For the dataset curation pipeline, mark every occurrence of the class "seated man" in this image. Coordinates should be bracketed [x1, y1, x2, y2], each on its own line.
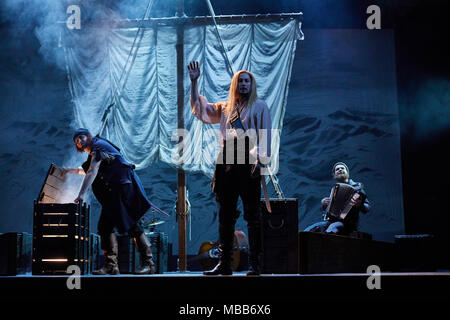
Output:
[305, 162, 370, 235]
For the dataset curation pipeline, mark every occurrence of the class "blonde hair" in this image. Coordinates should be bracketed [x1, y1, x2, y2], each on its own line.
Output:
[225, 70, 258, 119]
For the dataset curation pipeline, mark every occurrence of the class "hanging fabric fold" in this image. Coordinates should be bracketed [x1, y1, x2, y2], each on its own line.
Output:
[204, 0, 235, 76]
[99, 0, 156, 137]
[63, 18, 303, 177]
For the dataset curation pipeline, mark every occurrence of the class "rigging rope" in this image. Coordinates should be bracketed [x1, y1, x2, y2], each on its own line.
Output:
[204, 0, 235, 76]
[99, 0, 156, 136]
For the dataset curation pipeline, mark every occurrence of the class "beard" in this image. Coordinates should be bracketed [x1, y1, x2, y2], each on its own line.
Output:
[238, 91, 250, 105]
[334, 173, 349, 183]
[238, 86, 251, 95]
[75, 135, 92, 152]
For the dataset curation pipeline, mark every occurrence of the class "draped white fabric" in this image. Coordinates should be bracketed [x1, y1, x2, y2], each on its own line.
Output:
[64, 20, 302, 177]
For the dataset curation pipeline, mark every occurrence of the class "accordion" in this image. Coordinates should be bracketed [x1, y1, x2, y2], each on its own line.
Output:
[325, 183, 366, 221]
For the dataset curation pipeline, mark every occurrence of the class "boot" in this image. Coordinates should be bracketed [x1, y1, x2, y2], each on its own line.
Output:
[246, 222, 262, 276]
[203, 245, 233, 275]
[134, 232, 156, 275]
[246, 256, 261, 276]
[204, 222, 233, 275]
[93, 233, 120, 275]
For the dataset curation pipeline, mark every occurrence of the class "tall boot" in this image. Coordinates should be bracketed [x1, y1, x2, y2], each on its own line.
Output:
[246, 222, 262, 276]
[204, 222, 233, 275]
[93, 233, 120, 275]
[134, 232, 156, 275]
[203, 244, 233, 275]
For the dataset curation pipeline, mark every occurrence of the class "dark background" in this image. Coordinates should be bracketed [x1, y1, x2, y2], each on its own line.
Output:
[1, 0, 449, 256]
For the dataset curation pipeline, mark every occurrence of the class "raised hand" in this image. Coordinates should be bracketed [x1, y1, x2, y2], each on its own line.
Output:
[187, 60, 200, 82]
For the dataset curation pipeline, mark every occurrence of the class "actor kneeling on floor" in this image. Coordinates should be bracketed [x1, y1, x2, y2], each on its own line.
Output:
[305, 162, 370, 235]
[63, 129, 155, 275]
[188, 61, 272, 276]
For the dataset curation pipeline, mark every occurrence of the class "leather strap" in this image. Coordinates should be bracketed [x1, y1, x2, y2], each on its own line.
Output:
[261, 176, 272, 213]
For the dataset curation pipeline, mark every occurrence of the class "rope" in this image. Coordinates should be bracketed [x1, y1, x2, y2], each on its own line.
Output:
[99, 0, 156, 136]
[174, 188, 192, 241]
[204, 0, 235, 76]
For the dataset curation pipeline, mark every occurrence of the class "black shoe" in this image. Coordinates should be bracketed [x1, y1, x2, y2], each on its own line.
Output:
[246, 266, 260, 276]
[134, 262, 155, 275]
[203, 261, 232, 275]
[92, 262, 120, 275]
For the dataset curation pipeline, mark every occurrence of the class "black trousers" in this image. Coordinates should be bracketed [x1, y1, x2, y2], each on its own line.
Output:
[215, 164, 262, 265]
[95, 181, 146, 238]
[97, 213, 144, 239]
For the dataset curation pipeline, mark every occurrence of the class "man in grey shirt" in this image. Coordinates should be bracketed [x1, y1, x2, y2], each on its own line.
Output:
[188, 61, 271, 276]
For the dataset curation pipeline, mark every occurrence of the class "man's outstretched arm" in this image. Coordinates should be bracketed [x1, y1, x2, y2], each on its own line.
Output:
[74, 154, 101, 203]
[61, 167, 85, 177]
[188, 60, 200, 105]
[187, 60, 222, 124]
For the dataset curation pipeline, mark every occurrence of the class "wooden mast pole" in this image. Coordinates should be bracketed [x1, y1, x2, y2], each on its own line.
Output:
[176, 0, 187, 272]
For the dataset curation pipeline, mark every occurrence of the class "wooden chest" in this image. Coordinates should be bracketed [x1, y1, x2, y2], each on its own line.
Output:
[32, 164, 90, 275]
[261, 198, 299, 274]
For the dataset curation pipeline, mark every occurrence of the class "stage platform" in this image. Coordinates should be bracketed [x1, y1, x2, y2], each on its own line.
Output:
[1, 271, 449, 304]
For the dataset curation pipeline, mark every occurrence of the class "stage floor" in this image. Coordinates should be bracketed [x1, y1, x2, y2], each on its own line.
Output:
[1, 271, 450, 303]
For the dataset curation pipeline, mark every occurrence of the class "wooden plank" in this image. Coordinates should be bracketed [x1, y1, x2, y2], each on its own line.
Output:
[176, 0, 187, 272]
[35, 203, 80, 214]
[45, 175, 65, 191]
[58, 13, 302, 30]
[40, 183, 61, 201]
[111, 13, 303, 28]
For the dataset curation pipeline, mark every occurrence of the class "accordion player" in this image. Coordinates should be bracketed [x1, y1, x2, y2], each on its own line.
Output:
[325, 183, 367, 222]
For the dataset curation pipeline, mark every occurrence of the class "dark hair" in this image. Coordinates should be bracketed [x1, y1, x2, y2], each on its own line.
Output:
[73, 128, 91, 141]
[332, 162, 349, 176]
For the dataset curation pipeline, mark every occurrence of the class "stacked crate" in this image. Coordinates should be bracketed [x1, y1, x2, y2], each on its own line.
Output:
[32, 163, 90, 275]
[117, 232, 168, 274]
[148, 232, 169, 274]
[117, 235, 140, 274]
[89, 233, 102, 273]
[0, 232, 33, 275]
[33, 202, 90, 274]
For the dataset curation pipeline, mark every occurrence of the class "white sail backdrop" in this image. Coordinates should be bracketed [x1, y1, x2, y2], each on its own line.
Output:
[64, 20, 303, 176]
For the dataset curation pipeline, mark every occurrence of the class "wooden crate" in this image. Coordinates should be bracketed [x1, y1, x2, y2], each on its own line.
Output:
[32, 202, 90, 275]
[89, 233, 101, 274]
[33, 163, 90, 274]
[148, 232, 169, 274]
[117, 235, 140, 274]
[0, 232, 32, 275]
[261, 198, 299, 274]
[118, 232, 168, 274]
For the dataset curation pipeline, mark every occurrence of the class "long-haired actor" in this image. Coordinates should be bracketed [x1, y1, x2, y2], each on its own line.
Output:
[188, 61, 272, 276]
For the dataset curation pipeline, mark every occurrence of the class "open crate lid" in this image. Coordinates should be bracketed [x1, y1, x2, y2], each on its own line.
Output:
[37, 163, 84, 204]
